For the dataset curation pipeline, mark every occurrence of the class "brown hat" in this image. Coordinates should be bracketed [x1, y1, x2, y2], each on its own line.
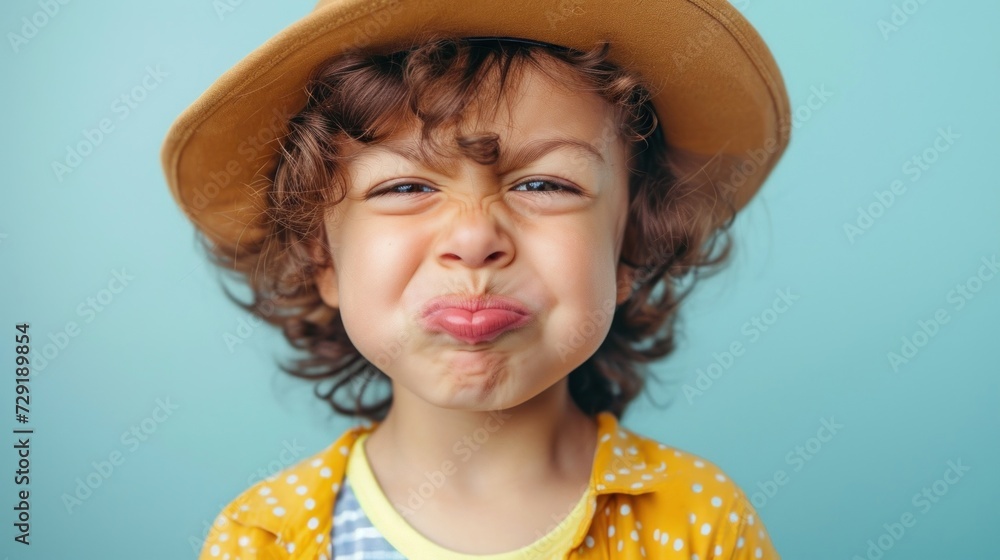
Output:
[161, 0, 791, 249]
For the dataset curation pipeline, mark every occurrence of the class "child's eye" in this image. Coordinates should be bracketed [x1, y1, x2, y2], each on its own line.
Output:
[373, 183, 436, 196]
[369, 179, 582, 197]
[511, 179, 583, 195]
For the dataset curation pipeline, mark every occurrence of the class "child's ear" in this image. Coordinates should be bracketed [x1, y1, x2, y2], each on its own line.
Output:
[615, 261, 634, 306]
[310, 237, 339, 308]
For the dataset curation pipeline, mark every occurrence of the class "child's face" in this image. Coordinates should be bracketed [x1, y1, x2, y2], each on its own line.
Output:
[314, 63, 632, 411]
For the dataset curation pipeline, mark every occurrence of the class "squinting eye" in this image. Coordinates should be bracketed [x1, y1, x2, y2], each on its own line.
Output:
[512, 179, 583, 195]
[368, 183, 436, 197]
[368, 179, 584, 198]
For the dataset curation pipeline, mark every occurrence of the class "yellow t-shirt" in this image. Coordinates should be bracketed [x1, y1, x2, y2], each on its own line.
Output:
[344, 432, 591, 559]
[197, 411, 781, 559]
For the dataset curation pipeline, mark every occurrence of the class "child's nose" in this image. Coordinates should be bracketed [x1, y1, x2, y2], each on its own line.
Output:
[435, 200, 515, 269]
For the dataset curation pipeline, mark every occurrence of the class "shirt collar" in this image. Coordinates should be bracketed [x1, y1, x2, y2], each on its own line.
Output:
[226, 410, 670, 555]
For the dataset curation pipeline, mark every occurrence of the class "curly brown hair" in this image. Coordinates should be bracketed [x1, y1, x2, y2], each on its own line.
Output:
[205, 33, 741, 423]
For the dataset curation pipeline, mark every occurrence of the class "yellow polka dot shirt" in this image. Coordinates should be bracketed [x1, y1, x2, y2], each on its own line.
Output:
[198, 411, 780, 559]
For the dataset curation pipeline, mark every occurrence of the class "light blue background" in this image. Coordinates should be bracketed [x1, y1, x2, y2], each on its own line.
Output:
[2, 0, 998, 558]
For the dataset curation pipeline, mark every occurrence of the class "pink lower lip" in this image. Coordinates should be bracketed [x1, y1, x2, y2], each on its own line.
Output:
[424, 308, 531, 344]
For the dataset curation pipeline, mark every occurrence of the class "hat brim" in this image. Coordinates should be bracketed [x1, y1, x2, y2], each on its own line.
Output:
[161, 0, 791, 249]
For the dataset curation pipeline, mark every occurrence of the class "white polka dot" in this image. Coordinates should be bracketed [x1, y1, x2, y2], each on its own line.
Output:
[210, 544, 220, 557]
[320, 467, 332, 478]
[258, 486, 271, 496]
[286, 542, 295, 553]
[305, 498, 316, 510]
[605, 473, 616, 481]
[265, 497, 278, 505]
[617, 540, 624, 551]
[238, 536, 250, 547]
[673, 538, 684, 551]
[614, 447, 623, 456]
[317, 534, 325, 543]
[694, 460, 704, 468]
[214, 515, 227, 527]
[659, 532, 668, 545]
[748, 514, 755, 526]
[631, 482, 644, 489]
[618, 468, 631, 475]
[641, 474, 653, 480]
[585, 536, 595, 548]
[307, 517, 319, 530]
[715, 545, 723, 555]
[716, 473, 726, 482]
[218, 533, 229, 542]
[631, 529, 639, 541]
[310, 458, 323, 467]
[692, 483, 703, 493]
[627, 446, 638, 455]
[653, 528, 660, 540]
[700, 522, 712, 535]
[296, 485, 309, 495]
[711, 496, 722, 507]
[620, 504, 631, 515]
[285, 474, 298, 484]
[729, 512, 739, 522]
[273, 507, 285, 517]
[608, 525, 615, 537]
[737, 536, 745, 549]
[689, 513, 696, 524]
[600, 433, 611, 443]
[755, 547, 763, 558]
[339, 446, 349, 455]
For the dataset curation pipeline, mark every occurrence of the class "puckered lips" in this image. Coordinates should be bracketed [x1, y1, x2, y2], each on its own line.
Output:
[419, 294, 533, 345]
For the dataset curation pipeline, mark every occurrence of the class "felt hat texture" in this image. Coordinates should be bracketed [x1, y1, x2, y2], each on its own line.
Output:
[161, 0, 791, 249]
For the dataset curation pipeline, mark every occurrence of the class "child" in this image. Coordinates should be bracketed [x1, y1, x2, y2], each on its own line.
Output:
[162, 1, 791, 558]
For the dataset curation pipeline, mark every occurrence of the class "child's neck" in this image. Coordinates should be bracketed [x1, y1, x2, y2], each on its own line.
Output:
[364, 380, 598, 500]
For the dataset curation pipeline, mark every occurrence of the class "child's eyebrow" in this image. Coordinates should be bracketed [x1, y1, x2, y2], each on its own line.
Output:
[366, 136, 606, 176]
